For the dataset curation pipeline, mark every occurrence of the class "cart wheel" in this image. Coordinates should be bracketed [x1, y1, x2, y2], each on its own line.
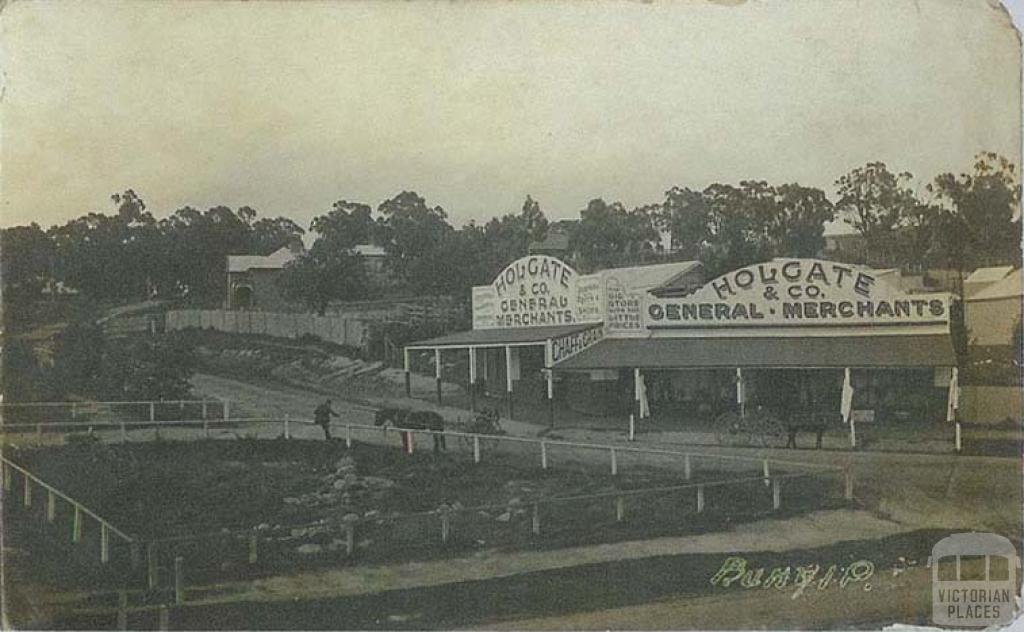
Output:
[714, 411, 742, 446]
[757, 414, 786, 448]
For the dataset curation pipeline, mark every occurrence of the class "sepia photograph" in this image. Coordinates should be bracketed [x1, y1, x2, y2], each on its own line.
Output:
[0, 0, 1021, 629]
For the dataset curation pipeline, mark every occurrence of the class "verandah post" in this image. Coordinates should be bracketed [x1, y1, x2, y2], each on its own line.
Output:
[435, 348, 443, 406]
[505, 345, 514, 420]
[468, 347, 477, 412]
[545, 339, 555, 428]
[404, 348, 412, 398]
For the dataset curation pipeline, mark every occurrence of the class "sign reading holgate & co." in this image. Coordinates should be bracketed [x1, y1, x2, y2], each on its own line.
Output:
[473, 255, 580, 329]
[645, 258, 951, 331]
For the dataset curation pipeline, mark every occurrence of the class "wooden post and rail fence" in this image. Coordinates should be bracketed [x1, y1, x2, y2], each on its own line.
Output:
[1, 401, 852, 620]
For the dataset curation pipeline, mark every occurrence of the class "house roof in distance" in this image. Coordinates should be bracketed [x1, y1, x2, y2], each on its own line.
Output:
[228, 243, 384, 272]
[227, 246, 298, 273]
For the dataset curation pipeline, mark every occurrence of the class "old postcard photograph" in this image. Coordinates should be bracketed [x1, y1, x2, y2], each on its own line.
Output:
[0, 0, 1021, 629]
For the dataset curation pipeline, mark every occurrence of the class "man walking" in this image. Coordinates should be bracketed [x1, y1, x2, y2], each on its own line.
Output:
[313, 398, 338, 441]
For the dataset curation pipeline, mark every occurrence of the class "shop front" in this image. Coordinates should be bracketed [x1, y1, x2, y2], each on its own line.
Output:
[405, 255, 958, 446]
[402, 254, 703, 422]
[551, 258, 958, 444]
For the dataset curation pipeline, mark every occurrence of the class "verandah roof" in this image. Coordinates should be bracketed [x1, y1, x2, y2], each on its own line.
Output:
[405, 323, 597, 349]
[551, 335, 955, 370]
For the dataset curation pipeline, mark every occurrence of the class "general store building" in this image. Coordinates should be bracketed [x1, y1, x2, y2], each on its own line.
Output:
[404, 255, 959, 437]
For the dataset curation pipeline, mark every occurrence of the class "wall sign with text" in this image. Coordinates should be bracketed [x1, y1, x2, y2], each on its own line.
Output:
[645, 259, 950, 331]
[474, 255, 580, 329]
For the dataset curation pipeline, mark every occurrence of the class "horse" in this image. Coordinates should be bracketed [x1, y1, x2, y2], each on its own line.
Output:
[374, 407, 446, 452]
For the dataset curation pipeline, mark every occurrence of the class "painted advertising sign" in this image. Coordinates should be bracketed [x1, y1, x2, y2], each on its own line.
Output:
[475, 255, 580, 329]
[645, 259, 950, 331]
[605, 275, 644, 334]
[576, 274, 603, 324]
[550, 324, 605, 364]
[472, 286, 499, 330]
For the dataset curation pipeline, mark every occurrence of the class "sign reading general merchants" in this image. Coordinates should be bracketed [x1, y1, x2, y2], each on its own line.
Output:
[645, 259, 950, 331]
[473, 255, 580, 329]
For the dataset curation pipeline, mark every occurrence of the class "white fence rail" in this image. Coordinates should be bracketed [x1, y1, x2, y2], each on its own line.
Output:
[165, 309, 370, 349]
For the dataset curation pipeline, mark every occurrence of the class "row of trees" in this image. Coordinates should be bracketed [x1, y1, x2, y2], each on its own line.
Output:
[3, 152, 1019, 315]
[3, 191, 305, 305]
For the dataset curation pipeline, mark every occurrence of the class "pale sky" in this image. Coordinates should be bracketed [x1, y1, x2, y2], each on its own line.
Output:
[1, 0, 1020, 230]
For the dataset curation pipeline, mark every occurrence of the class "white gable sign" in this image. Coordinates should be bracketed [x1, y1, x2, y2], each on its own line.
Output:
[645, 259, 950, 332]
[475, 255, 580, 329]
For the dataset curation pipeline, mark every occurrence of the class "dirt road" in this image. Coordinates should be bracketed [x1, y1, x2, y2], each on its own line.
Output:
[191, 372, 1020, 536]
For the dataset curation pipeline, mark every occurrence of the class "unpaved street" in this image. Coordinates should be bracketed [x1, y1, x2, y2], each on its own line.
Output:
[191, 372, 1020, 537]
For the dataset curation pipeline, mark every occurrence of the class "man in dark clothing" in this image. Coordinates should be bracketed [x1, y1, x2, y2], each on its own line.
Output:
[313, 399, 339, 441]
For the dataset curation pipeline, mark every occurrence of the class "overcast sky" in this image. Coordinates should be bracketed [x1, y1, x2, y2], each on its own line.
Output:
[1, 0, 1020, 230]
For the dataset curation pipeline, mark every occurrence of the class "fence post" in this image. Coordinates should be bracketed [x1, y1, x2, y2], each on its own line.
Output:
[71, 403, 77, 419]
[116, 590, 128, 631]
[147, 543, 158, 589]
[844, 469, 854, 501]
[36, 423, 42, 436]
[174, 556, 185, 604]
[149, 403, 155, 422]
[345, 523, 355, 556]
[72, 506, 82, 543]
[610, 448, 618, 476]
[697, 485, 705, 513]
[120, 421, 127, 443]
[345, 424, 352, 448]
[772, 478, 781, 511]
[284, 415, 290, 440]
[955, 422, 962, 452]
[202, 402, 208, 420]
[762, 459, 771, 487]
[23, 476, 32, 508]
[531, 503, 540, 535]
[615, 496, 624, 522]
[224, 400, 230, 422]
[473, 436, 480, 463]
[249, 534, 258, 564]
[158, 606, 169, 631]
[101, 524, 110, 564]
[47, 490, 56, 522]
[684, 454, 692, 480]
[440, 510, 451, 545]
[628, 414, 635, 442]
[2, 464, 10, 492]
[540, 441, 548, 469]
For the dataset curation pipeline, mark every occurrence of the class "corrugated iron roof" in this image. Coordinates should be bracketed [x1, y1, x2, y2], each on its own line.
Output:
[600, 260, 702, 291]
[552, 335, 954, 369]
[968, 268, 1023, 301]
[406, 323, 598, 348]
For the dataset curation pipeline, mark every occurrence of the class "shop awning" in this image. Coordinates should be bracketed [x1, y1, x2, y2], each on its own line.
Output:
[552, 334, 955, 370]
[405, 323, 598, 350]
